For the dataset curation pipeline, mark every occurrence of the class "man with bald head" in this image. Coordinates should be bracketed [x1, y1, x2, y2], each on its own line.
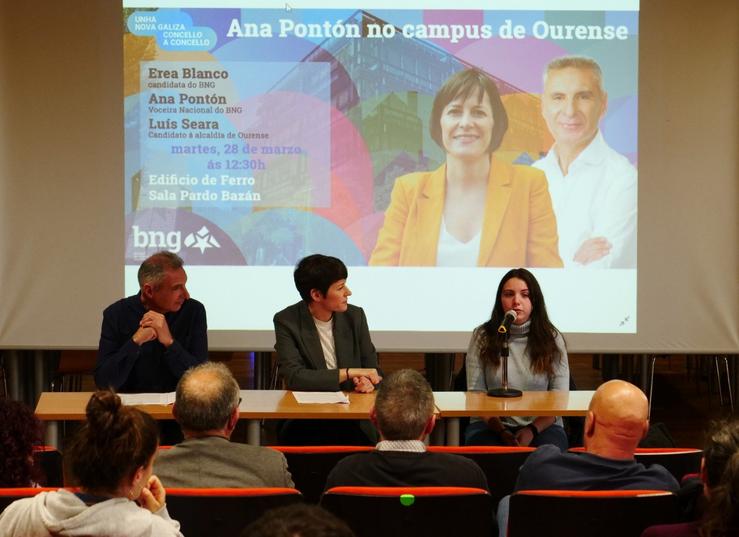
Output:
[154, 362, 293, 488]
[513, 380, 677, 490]
[496, 381, 678, 535]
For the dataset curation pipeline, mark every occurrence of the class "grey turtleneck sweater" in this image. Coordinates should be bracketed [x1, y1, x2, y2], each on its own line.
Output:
[465, 320, 569, 427]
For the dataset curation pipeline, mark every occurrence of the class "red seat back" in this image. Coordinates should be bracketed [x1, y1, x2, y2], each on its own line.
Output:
[32, 445, 63, 487]
[165, 487, 302, 537]
[569, 447, 702, 482]
[270, 445, 373, 503]
[508, 489, 679, 537]
[0, 488, 63, 514]
[322, 486, 493, 537]
[428, 445, 535, 505]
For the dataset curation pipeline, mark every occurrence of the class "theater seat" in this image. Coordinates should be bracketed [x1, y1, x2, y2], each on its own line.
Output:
[569, 447, 702, 482]
[32, 445, 63, 487]
[427, 445, 534, 506]
[270, 446, 373, 503]
[508, 489, 679, 537]
[0, 488, 61, 514]
[165, 487, 302, 537]
[321, 486, 493, 537]
[633, 448, 703, 482]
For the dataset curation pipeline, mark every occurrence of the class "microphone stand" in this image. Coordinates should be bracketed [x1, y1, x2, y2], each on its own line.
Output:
[487, 331, 523, 398]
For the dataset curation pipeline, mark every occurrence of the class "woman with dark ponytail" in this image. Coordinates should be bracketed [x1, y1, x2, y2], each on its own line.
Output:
[0, 390, 182, 536]
[465, 268, 570, 449]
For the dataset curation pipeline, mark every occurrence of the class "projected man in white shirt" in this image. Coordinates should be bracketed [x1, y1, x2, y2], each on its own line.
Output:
[534, 56, 637, 268]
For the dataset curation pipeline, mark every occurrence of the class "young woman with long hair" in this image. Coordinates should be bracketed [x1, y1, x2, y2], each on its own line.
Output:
[465, 268, 569, 449]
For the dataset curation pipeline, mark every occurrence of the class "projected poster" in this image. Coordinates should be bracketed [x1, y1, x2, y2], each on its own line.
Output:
[123, 1, 639, 337]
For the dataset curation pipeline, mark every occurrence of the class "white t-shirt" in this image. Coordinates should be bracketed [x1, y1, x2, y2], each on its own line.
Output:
[313, 316, 337, 370]
[435, 217, 482, 267]
[534, 131, 637, 268]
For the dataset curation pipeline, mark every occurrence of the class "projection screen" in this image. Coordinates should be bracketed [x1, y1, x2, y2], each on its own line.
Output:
[0, 0, 737, 352]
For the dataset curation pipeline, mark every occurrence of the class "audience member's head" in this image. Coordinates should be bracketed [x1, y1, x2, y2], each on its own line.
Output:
[0, 399, 42, 486]
[65, 390, 159, 497]
[137, 250, 189, 313]
[371, 368, 435, 441]
[584, 380, 649, 459]
[293, 254, 348, 304]
[701, 419, 739, 537]
[240, 504, 355, 537]
[173, 362, 240, 438]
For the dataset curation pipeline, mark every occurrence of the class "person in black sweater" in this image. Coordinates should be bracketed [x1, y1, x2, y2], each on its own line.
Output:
[95, 250, 207, 393]
[325, 368, 488, 490]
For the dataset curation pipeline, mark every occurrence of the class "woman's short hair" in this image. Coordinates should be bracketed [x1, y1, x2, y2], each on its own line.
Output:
[293, 254, 348, 303]
[0, 399, 42, 486]
[429, 68, 509, 154]
[65, 390, 158, 493]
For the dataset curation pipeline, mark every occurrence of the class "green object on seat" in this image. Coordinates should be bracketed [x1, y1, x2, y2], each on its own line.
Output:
[399, 494, 415, 507]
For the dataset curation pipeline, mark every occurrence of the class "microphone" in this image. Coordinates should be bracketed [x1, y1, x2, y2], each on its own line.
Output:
[497, 310, 517, 334]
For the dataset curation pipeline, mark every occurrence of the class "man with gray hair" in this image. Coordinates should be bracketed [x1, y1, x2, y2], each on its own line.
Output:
[96, 250, 207, 393]
[534, 55, 637, 268]
[155, 362, 293, 488]
[324, 369, 488, 489]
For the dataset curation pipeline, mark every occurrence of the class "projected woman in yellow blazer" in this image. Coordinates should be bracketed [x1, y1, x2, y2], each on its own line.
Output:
[369, 69, 562, 268]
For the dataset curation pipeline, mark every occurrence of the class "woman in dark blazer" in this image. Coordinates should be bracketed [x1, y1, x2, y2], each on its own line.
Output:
[273, 254, 381, 444]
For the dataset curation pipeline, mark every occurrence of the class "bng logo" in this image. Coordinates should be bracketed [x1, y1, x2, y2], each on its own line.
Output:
[131, 225, 221, 254]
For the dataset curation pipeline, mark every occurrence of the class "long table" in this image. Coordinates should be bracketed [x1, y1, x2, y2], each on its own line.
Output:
[433, 390, 595, 445]
[36, 390, 377, 446]
[35, 390, 594, 447]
